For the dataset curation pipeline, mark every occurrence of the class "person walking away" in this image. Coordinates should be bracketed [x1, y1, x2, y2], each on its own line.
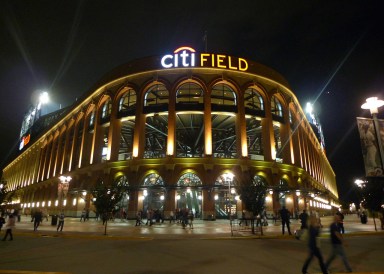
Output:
[188, 211, 194, 229]
[169, 211, 175, 224]
[301, 215, 328, 274]
[80, 209, 86, 222]
[135, 211, 142, 226]
[299, 210, 309, 229]
[279, 206, 292, 235]
[57, 211, 65, 232]
[325, 214, 353, 273]
[33, 209, 43, 231]
[2, 214, 15, 241]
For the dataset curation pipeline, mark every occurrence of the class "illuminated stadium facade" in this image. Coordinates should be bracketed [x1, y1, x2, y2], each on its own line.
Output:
[2, 46, 339, 219]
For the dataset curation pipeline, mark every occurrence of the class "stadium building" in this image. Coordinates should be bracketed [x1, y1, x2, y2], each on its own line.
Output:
[1, 46, 339, 220]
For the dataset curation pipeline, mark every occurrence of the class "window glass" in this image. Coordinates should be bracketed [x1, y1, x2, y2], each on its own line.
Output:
[244, 88, 264, 110]
[176, 83, 203, 104]
[144, 84, 169, 106]
[211, 84, 236, 106]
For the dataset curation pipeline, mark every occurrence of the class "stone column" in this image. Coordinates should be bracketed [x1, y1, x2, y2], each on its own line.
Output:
[202, 189, 215, 220]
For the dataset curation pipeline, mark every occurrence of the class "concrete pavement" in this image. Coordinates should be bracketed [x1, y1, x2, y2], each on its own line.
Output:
[1, 214, 384, 274]
[7, 213, 384, 239]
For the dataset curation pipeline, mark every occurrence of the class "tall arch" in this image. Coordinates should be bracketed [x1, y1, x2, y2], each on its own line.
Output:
[176, 172, 202, 217]
[140, 173, 165, 216]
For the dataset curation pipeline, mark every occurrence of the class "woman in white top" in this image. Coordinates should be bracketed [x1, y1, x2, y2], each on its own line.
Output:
[2, 214, 16, 241]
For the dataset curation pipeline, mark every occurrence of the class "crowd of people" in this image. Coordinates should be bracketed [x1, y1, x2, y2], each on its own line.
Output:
[134, 208, 195, 229]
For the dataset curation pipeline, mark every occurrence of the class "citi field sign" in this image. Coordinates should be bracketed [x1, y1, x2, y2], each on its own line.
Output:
[160, 46, 249, 71]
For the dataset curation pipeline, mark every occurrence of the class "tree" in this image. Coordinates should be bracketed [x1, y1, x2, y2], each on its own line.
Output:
[239, 178, 267, 235]
[360, 177, 384, 231]
[92, 178, 126, 235]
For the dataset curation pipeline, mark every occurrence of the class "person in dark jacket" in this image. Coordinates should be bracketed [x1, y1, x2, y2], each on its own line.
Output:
[299, 209, 309, 229]
[301, 214, 328, 274]
[325, 214, 352, 272]
[279, 206, 292, 235]
[33, 209, 43, 231]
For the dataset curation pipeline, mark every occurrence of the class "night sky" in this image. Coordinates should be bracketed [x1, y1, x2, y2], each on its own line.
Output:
[1, 1, 383, 202]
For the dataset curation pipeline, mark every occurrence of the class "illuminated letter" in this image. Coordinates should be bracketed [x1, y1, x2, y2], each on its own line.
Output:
[174, 54, 179, 67]
[161, 54, 173, 68]
[180, 50, 190, 67]
[217, 55, 226, 68]
[211, 54, 215, 67]
[228, 56, 237, 70]
[238, 58, 248, 71]
[191, 53, 195, 66]
[200, 53, 209, 67]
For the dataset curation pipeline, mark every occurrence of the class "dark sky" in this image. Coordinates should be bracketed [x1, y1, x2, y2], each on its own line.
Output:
[1, 0, 383, 202]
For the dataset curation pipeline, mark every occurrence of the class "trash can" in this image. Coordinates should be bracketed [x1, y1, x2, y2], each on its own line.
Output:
[51, 215, 58, 226]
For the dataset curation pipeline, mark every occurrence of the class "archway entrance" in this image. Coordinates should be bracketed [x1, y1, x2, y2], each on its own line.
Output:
[214, 173, 237, 219]
[141, 173, 165, 219]
[115, 175, 129, 219]
[176, 173, 202, 218]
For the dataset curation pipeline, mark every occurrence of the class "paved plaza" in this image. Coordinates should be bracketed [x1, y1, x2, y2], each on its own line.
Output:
[0, 214, 383, 274]
[6, 214, 384, 239]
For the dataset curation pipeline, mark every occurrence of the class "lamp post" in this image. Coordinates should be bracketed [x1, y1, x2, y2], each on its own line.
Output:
[223, 173, 234, 236]
[361, 97, 384, 172]
[58, 176, 72, 212]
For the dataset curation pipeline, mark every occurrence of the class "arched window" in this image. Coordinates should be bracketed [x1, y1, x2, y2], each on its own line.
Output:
[215, 173, 237, 186]
[141, 173, 165, 213]
[142, 173, 164, 186]
[144, 84, 169, 106]
[211, 84, 237, 106]
[177, 173, 202, 186]
[119, 88, 137, 115]
[101, 99, 112, 120]
[176, 83, 204, 104]
[271, 95, 283, 118]
[115, 175, 129, 188]
[176, 172, 203, 216]
[89, 110, 95, 129]
[253, 175, 267, 186]
[244, 88, 264, 111]
[277, 178, 289, 207]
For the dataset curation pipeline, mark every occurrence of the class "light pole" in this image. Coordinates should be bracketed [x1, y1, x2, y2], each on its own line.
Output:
[58, 176, 72, 212]
[361, 97, 384, 172]
[223, 173, 234, 236]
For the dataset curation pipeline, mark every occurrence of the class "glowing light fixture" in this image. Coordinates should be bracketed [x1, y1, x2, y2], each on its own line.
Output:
[361, 97, 384, 115]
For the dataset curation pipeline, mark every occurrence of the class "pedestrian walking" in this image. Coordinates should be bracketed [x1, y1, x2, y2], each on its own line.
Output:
[301, 215, 328, 274]
[188, 211, 194, 229]
[325, 214, 353, 273]
[169, 210, 175, 223]
[2, 214, 15, 241]
[80, 209, 86, 222]
[57, 211, 65, 232]
[135, 211, 142, 226]
[299, 209, 309, 229]
[279, 206, 292, 235]
[33, 209, 43, 231]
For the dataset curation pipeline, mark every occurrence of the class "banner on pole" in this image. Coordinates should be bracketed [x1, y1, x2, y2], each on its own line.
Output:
[357, 117, 384, 177]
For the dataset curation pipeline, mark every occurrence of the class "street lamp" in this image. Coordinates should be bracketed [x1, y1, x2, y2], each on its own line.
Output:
[361, 97, 384, 171]
[223, 173, 235, 236]
[58, 176, 72, 211]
